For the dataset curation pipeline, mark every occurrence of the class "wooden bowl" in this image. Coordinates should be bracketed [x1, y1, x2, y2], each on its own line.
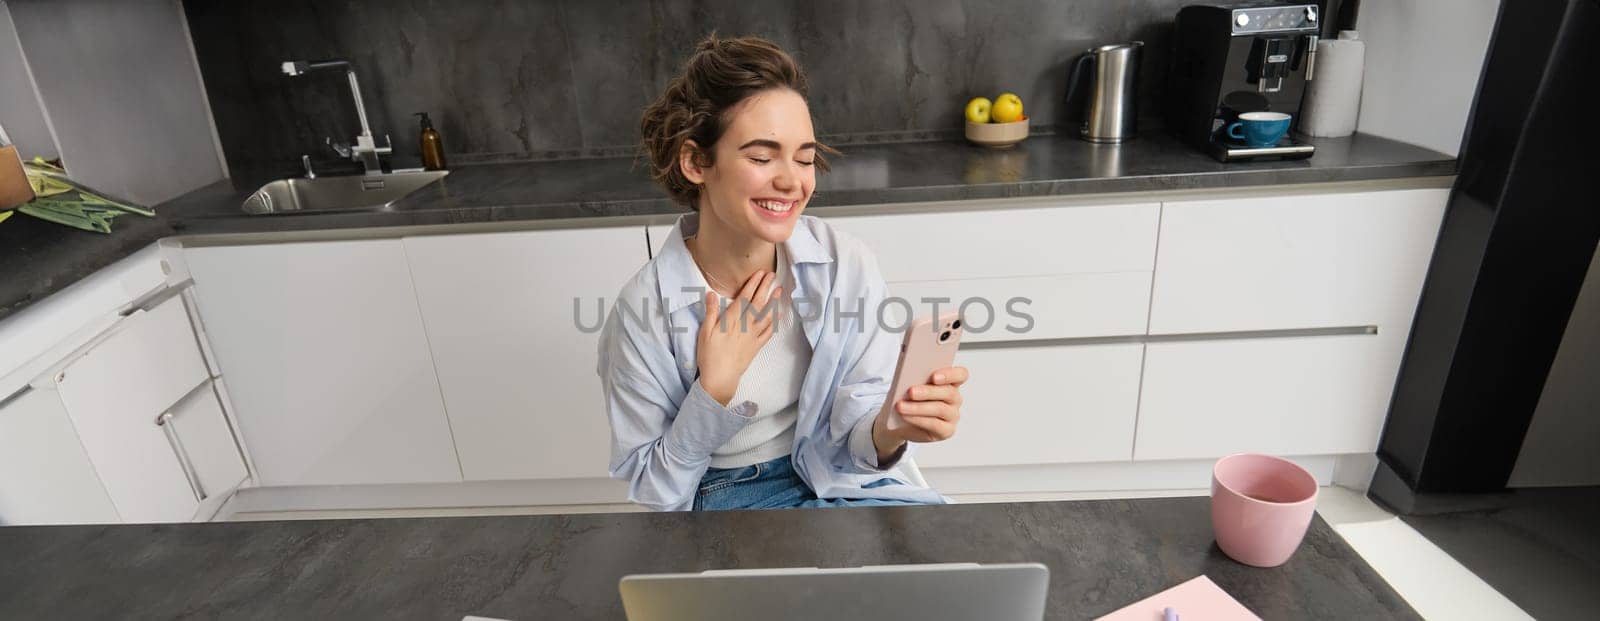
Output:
[965, 116, 1029, 149]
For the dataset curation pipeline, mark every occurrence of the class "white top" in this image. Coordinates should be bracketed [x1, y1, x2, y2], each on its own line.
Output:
[702, 244, 809, 469]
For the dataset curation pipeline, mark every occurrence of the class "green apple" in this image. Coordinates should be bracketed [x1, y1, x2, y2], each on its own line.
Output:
[964, 97, 992, 123]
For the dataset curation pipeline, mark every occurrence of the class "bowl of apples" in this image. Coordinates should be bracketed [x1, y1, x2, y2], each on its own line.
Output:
[964, 93, 1029, 149]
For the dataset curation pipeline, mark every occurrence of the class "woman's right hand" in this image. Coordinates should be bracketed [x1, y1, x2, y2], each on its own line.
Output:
[696, 270, 781, 406]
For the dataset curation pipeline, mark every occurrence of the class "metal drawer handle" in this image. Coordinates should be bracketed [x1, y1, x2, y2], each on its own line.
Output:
[961, 325, 1379, 350]
[156, 411, 207, 501]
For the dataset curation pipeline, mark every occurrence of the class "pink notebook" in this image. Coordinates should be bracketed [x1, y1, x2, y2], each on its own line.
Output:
[1095, 575, 1261, 621]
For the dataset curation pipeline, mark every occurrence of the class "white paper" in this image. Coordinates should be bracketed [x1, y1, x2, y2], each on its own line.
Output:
[1300, 32, 1366, 137]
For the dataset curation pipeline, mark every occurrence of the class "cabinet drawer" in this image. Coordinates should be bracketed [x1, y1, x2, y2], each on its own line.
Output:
[914, 343, 1143, 468]
[885, 272, 1151, 342]
[1133, 334, 1403, 460]
[828, 203, 1160, 281]
[1148, 189, 1447, 334]
[164, 380, 248, 501]
[55, 295, 210, 522]
[57, 295, 209, 422]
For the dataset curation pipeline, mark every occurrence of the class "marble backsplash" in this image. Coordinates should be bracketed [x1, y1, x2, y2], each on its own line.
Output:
[185, 0, 1212, 174]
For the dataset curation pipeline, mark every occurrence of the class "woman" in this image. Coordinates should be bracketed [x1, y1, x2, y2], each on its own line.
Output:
[598, 35, 968, 511]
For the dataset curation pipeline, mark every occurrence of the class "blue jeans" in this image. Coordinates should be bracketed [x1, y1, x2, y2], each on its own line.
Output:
[694, 455, 927, 511]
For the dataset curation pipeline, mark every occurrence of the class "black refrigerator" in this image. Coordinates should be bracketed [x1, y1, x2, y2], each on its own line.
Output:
[1371, 0, 1600, 512]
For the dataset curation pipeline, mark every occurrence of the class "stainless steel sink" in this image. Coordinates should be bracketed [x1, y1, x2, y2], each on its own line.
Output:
[241, 170, 449, 214]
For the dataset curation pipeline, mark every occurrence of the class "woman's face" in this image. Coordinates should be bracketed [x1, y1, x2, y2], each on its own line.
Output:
[684, 88, 818, 245]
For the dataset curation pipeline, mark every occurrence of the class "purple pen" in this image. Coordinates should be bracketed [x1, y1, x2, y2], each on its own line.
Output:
[1163, 606, 1179, 621]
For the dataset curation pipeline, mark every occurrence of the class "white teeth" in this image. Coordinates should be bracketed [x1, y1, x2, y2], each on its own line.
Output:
[755, 200, 792, 213]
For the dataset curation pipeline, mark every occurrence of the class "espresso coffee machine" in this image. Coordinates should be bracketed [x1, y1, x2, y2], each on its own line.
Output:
[1166, 3, 1321, 161]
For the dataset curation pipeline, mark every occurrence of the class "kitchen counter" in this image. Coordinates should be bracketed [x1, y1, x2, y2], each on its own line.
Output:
[0, 210, 175, 319]
[0, 497, 1418, 619]
[0, 131, 1453, 321]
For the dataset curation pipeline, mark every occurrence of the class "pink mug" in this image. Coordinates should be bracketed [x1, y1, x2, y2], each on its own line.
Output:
[1210, 453, 1319, 567]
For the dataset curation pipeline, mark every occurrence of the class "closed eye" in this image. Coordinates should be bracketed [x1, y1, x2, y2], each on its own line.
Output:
[747, 156, 814, 166]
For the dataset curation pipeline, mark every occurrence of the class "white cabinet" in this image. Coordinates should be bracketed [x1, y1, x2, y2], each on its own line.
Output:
[0, 386, 120, 525]
[824, 204, 1161, 281]
[1134, 335, 1400, 460]
[914, 343, 1144, 468]
[186, 240, 461, 487]
[403, 226, 649, 481]
[818, 205, 1158, 468]
[163, 380, 249, 501]
[829, 204, 1159, 343]
[1148, 189, 1448, 334]
[883, 274, 1151, 342]
[108, 187, 1442, 511]
[0, 241, 247, 524]
[1136, 188, 1449, 460]
[53, 296, 213, 523]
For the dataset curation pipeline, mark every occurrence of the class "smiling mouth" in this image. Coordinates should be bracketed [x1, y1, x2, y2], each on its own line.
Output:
[753, 199, 796, 213]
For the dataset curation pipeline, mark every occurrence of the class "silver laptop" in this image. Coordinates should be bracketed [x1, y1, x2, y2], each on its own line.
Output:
[619, 562, 1049, 621]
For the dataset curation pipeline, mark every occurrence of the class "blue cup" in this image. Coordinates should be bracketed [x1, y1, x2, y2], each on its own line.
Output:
[1226, 112, 1292, 147]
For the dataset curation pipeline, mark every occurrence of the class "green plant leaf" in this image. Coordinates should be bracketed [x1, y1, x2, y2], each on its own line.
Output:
[17, 203, 110, 233]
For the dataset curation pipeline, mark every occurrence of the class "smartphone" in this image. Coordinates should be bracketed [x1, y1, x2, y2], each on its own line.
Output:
[884, 311, 964, 431]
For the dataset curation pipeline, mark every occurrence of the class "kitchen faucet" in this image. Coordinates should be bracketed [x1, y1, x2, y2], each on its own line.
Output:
[281, 59, 391, 176]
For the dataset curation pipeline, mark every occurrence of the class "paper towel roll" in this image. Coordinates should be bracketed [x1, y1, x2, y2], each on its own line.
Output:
[1299, 30, 1365, 137]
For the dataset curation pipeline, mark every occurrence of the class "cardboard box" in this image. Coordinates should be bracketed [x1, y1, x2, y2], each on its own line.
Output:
[0, 145, 35, 210]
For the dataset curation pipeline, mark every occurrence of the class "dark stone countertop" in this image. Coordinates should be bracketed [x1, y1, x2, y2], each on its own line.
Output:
[1, 132, 1454, 322]
[0, 497, 1418, 620]
[165, 131, 1454, 234]
[0, 210, 176, 319]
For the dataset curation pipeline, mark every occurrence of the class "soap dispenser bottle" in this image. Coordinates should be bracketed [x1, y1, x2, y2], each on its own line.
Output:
[415, 112, 447, 171]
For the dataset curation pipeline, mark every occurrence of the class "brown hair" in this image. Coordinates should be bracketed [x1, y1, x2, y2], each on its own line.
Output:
[639, 34, 837, 210]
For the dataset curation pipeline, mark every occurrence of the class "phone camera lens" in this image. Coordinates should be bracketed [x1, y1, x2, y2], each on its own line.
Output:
[952, 319, 962, 330]
[939, 330, 952, 342]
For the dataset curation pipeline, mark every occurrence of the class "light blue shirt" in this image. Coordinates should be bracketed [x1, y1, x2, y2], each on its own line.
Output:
[597, 213, 949, 511]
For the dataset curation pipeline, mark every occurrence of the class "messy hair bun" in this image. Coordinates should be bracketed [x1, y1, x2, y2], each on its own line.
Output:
[640, 34, 834, 210]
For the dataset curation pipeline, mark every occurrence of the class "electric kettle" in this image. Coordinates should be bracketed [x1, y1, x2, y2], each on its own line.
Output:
[1064, 41, 1144, 143]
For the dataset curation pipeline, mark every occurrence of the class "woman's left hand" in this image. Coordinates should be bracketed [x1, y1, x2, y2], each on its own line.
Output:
[873, 366, 968, 461]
